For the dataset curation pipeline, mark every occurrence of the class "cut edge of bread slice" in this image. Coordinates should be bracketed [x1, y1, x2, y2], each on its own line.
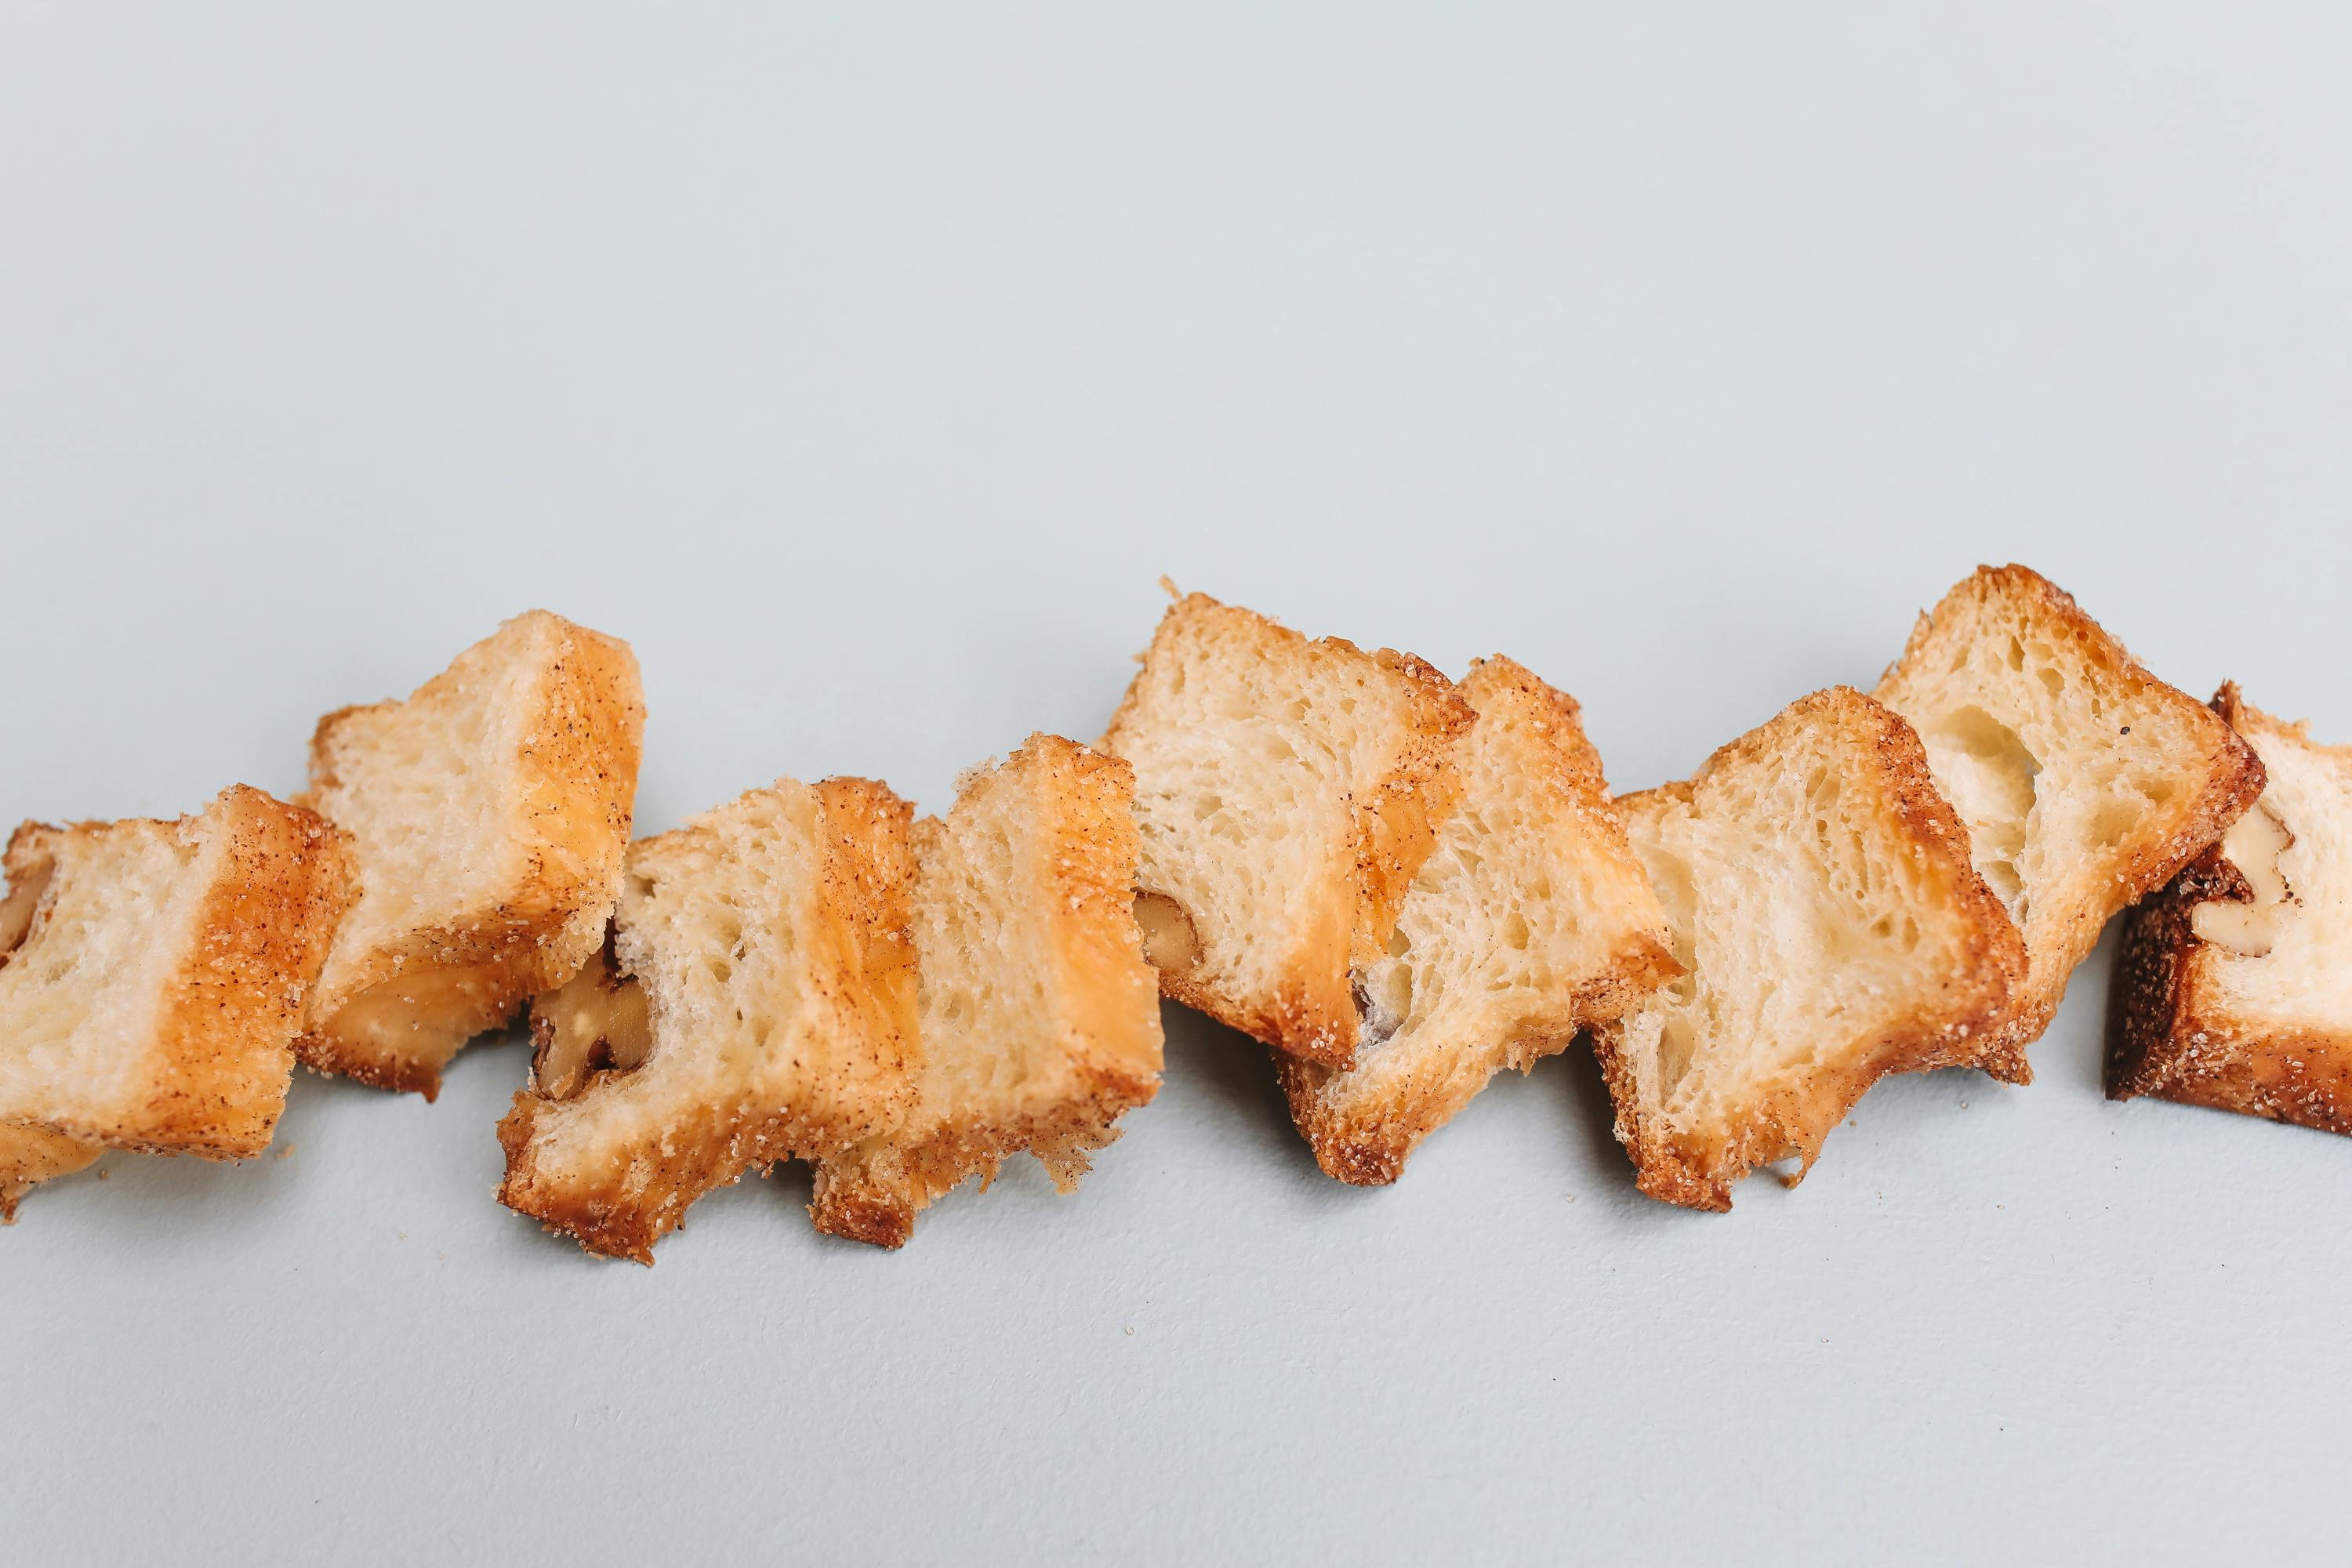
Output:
[1277, 656, 1678, 1185]
[0, 785, 352, 1217]
[297, 609, 645, 1100]
[811, 734, 1164, 1248]
[2109, 684, 2352, 1135]
[1592, 688, 2027, 1212]
[1100, 587, 1475, 1068]
[1875, 564, 2263, 1083]
[497, 776, 920, 1264]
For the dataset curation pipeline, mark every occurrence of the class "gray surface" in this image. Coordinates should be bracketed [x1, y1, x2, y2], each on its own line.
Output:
[4, 5, 2350, 1563]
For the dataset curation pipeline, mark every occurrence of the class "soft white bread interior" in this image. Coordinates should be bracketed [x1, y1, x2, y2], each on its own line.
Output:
[1100, 590, 1474, 1067]
[1875, 565, 2262, 1082]
[812, 735, 1163, 1248]
[1592, 688, 2026, 1211]
[0, 786, 351, 1218]
[1279, 657, 1676, 1185]
[2110, 685, 2352, 1134]
[498, 777, 920, 1263]
[298, 610, 644, 1099]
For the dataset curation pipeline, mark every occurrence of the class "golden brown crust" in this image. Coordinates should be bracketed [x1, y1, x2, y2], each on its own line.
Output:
[0, 786, 350, 1163]
[0, 1126, 101, 1222]
[496, 778, 918, 1264]
[298, 612, 645, 1099]
[810, 735, 1162, 1246]
[2107, 686, 2352, 1135]
[1277, 656, 1679, 1185]
[1592, 688, 2027, 1211]
[1101, 591, 1473, 1068]
[1878, 565, 2265, 1083]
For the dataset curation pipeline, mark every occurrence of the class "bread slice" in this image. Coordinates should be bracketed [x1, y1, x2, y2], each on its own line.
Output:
[0, 786, 351, 1217]
[1277, 657, 1677, 1185]
[2110, 685, 2352, 1134]
[497, 777, 920, 1262]
[1099, 590, 1475, 1067]
[297, 610, 645, 1098]
[1591, 688, 2026, 1211]
[1875, 565, 2263, 1082]
[812, 735, 1163, 1247]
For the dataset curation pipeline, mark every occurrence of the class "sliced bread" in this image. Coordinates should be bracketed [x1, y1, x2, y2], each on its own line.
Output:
[1875, 566, 2263, 1080]
[298, 611, 644, 1098]
[2110, 685, 2352, 1134]
[1592, 688, 2026, 1210]
[1278, 657, 1676, 1184]
[1100, 590, 1474, 1067]
[497, 777, 920, 1262]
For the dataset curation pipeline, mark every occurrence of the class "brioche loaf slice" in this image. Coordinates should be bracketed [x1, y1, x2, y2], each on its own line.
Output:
[298, 611, 644, 1099]
[1592, 688, 2026, 1211]
[0, 786, 350, 1218]
[1100, 590, 1475, 1067]
[498, 777, 920, 1262]
[1278, 658, 1676, 1185]
[1875, 566, 2263, 1082]
[2110, 686, 2352, 1134]
[812, 735, 1163, 1247]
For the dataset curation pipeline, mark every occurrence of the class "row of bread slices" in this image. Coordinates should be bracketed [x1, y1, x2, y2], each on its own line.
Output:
[2, 568, 2340, 1256]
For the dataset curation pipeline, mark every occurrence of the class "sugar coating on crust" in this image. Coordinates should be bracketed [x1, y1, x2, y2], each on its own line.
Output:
[2109, 685, 2352, 1134]
[811, 735, 1163, 1247]
[0, 785, 352, 1207]
[297, 610, 645, 1099]
[1591, 688, 2027, 1211]
[1278, 657, 1677, 1185]
[1100, 590, 1473, 1067]
[1875, 564, 2263, 1082]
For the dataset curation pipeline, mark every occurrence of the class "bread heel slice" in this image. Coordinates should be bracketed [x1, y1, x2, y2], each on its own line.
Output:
[2109, 684, 2352, 1134]
[1279, 657, 1676, 1185]
[811, 735, 1164, 1247]
[1100, 590, 1474, 1068]
[296, 610, 645, 1099]
[1591, 688, 2027, 1211]
[498, 776, 920, 1264]
[1875, 564, 2263, 1081]
[0, 785, 353, 1218]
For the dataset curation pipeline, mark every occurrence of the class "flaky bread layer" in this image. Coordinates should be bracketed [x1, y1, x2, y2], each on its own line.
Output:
[1876, 565, 2263, 1083]
[298, 610, 645, 1099]
[1592, 688, 2025, 1212]
[0, 786, 350, 1165]
[499, 777, 920, 1264]
[2109, 686, 2352, 1134]
[1102, 590, 1473, 1067]
[1278, 656, 1678, 1185]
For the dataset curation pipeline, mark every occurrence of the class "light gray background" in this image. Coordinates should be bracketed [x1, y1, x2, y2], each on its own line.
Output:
[4, 5, 2348, 1563]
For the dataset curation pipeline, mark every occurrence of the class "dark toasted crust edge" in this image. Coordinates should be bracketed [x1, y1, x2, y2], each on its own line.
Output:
[1593, 688, 2027, 1212]
[2107, 685, 2352, 1135]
